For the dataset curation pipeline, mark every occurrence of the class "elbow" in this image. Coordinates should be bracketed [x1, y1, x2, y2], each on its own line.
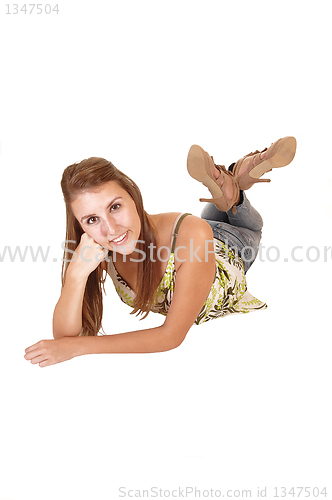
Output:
[53, 330, 65, 340]
[53, 331, 81, 340]
[53, 324, 81, 339]
[170, 339, 185, 352]
[161, 325, 188, 352]
[52, 313, 82, 339]
[172, 332, 187, 350]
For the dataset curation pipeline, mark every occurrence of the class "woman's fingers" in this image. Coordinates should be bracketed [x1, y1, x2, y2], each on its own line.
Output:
[28, 354, 48, 365]
[68, 233, 107, 278]
[24, 340, 49, 364]
[25, 339, 49, 354]
[38, 360, 50, 368]
[25, 341, 42, 353]
[24, 338, 77, 367]
[25, 343, 45, 360]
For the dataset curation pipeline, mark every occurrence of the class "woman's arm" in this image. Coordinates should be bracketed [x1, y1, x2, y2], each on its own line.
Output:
[25, 217, 215, 366]
[76, 217, 216, 353]
[25, 324, 180, 367]
[53, 233, 106, 339]
[52, 271, 88, 338]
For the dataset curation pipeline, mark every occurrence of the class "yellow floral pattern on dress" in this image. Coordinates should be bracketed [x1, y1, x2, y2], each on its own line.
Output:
[107, 238, 267, 325]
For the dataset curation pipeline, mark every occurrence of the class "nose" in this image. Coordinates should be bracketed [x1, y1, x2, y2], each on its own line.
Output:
[100, 217, 118, 238]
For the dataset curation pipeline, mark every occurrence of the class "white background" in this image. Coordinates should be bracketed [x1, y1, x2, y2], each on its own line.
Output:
[0, 1, 331, 499]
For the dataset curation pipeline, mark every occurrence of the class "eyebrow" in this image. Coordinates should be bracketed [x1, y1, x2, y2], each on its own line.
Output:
[80, 197, 123, 222]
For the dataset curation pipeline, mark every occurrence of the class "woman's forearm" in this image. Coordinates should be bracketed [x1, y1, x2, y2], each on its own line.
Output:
[24, 324, 187, 368]
[53, 235, 107, 339]
[75, 324, 184, 355]
[53, 269, 88, 339]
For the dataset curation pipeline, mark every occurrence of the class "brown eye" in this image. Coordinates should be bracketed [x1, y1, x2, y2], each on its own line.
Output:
[110, 203, 120, 211]
[87, 217, 97, 224]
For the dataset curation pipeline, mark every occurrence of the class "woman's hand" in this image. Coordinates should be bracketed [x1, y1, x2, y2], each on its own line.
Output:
[24, 337, 80, 367]
[68, 233, 107, 280]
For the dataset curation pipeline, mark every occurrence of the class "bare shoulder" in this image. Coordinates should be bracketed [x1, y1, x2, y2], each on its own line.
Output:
[151, 212, 213, 236]
[176, 214, 214, 245]
[169, 213, 214, 268]
[149, 211, 181, 246]
[150, 212, 214, 251]
[150, 211, 181, 229]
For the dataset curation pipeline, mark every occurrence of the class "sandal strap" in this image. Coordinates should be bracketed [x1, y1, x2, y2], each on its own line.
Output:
[211, 157, 241, 212]
[210, 156, 227, 174]
[233, 146, 268, 177]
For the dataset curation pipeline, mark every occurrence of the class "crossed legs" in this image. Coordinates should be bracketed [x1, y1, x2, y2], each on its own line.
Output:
[201, 191, 263, 273]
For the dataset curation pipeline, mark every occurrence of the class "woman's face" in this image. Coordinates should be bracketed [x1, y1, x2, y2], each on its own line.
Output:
[71, 181, 142, 255]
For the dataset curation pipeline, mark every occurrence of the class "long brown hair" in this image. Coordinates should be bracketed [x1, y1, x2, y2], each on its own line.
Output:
[61, 157, 159, 336]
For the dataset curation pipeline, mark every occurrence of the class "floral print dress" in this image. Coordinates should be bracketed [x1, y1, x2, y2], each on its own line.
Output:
[107, 213, 267, 325]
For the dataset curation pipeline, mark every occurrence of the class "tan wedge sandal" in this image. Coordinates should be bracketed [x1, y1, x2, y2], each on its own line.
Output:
[187, 144, 240, 213]
[232, 136, 297, 191]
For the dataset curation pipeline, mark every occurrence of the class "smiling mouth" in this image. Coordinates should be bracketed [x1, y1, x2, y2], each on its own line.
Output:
[110, 231, 128, 244]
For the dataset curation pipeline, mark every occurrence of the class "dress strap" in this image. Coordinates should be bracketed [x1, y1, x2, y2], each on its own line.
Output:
[171, 213, 191, 254]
